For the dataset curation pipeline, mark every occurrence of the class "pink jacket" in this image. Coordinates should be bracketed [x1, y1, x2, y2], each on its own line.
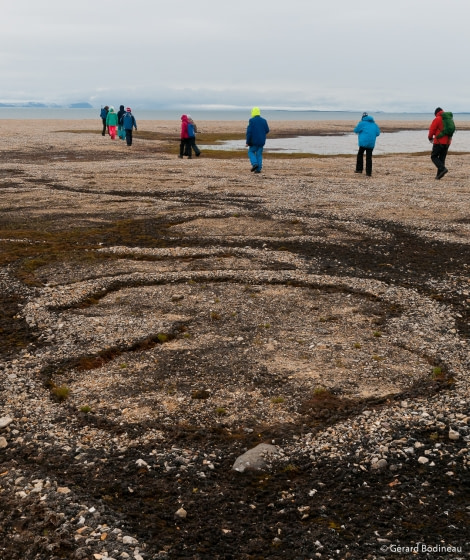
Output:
[180, 115, 189, 139]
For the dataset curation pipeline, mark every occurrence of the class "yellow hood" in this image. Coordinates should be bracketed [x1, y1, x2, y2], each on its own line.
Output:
[251, 107, 261, 117]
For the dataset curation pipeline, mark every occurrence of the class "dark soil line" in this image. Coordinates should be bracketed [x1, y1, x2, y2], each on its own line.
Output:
[47, 273, 394, 314]
[0, 149, 158, 164]
[0, 293, 39, 359]
[274, 220, 469, 338]
[37, 360, 454, 449]
[22, 180, 267, 214]
[39, 325, 188, 383]
[4, 419, 469, 560]
[39, 273, 459, 380]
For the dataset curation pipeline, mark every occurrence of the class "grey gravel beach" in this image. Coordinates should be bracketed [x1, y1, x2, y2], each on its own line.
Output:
[1, 119, 469, 559]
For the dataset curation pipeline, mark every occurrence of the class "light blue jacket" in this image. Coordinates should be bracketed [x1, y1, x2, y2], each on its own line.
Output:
[354, 115, 380, 149]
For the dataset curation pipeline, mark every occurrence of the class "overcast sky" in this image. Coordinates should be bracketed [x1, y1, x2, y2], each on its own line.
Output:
[2, 0, 469, 112]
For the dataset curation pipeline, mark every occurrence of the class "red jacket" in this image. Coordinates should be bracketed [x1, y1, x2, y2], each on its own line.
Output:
[428, 110, 452, 145]
[180, 115, 189, 139]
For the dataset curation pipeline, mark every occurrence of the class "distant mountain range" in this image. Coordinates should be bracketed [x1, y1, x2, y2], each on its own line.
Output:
[0, 102, 93, 108]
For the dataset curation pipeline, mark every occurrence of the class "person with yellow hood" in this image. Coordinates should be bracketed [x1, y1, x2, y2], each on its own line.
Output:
[246, 107, 269, 173]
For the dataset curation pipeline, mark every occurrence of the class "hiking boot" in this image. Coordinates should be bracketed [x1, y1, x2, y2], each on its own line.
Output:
[354, 170, 362, 174]
[436, 168, 448, 180]
[251, 165, 259, 172]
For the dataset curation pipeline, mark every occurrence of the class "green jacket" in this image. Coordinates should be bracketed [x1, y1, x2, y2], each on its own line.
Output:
[106, 109, 118, 126]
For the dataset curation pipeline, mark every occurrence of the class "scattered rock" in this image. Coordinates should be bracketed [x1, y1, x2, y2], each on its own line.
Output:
[0, 416, 13, 429]
[175, 507, 187, 519]
[232, 443, 281, 472]
[122, 536, 138, 545]
[371, 458, 388, 470]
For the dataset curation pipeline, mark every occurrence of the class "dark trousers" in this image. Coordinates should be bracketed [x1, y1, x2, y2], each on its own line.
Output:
[356, 146, 373, 175]
[185, 137, 200, 156]
[101, 118, 107, 136]
[180, 138, 191, 157]
[431, 143, 449, 173]
[125, 129, 133, 146]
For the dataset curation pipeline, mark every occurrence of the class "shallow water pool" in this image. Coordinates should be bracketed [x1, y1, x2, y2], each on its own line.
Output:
[200, 130, 470, 155]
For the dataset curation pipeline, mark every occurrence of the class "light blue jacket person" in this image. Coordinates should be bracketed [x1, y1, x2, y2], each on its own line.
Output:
[354, 113, 380, 176]
[354, 113, 380, 149]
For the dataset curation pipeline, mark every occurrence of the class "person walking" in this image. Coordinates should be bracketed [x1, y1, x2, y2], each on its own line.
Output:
[428, 107, 452, 179]
[186, 115, 201, 157]
[354, 112, 380, 177]
[122, 107, 137, 146]
[179, 114, 191, 158]
[100, 106, 109, 136]
[117, 105, 126, 140]
[105, 106, 119, 140]
[246, 107, 269, 173]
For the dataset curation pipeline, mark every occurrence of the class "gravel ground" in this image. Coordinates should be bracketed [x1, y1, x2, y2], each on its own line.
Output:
[0, 119, 469, 560]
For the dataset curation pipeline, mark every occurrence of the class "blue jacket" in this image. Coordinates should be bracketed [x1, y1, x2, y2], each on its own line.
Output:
[246, 112, 269, 147]
[354, 115, 380, 149]
[123, 112, 137, 130]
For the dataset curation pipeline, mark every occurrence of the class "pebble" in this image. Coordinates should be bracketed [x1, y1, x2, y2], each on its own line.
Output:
[0, 416, 13, 429]
[175, 507, 187, 519]
[371, 458, 388, 470]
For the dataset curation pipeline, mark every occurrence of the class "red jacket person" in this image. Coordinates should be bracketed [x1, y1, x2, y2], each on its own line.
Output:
[428, 107, 452, 180]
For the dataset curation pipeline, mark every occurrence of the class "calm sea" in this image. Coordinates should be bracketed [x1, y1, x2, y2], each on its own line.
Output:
[2, 107, 470, 122]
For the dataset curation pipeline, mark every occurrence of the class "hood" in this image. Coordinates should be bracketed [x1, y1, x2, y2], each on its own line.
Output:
[119, 105, 125, 111]
[181, 114, 188, 122]
[362, 115, 374, 123]
[251, 107, 261, 118]
[109, 106, 115, 113]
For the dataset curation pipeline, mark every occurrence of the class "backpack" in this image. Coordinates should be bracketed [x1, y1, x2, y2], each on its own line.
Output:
[437, 111, 456, 138]
[100, 107, 107, 119]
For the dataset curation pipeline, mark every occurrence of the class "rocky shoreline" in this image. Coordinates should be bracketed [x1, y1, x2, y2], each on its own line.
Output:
[1, 119, 469, 559]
